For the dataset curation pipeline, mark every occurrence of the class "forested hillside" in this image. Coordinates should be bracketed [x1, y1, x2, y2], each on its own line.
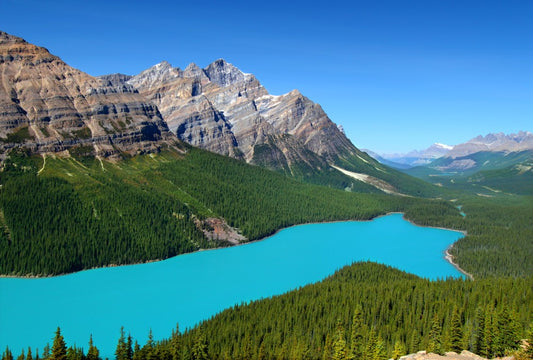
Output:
[0, 147, 459, 276]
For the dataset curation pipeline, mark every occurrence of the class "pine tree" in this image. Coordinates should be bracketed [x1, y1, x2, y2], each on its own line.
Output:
[126, 335, 133, 360]
[365, 328, 378, 360]
[322, 334, 333, 360]
[525, 323, 533, 359]
[26, 348, 33, 360]
[144, 329, 155, 360]
[392, 341, 406, 360]
[51, 328, 67, 360]
[494, 306, 520, 357]
[332, 320, 347, 360]
[427, 313, 442, 354]
[256, 341, 266, 360]
[374, 335, 387, 360]
[191, 329, 208, 360]
[3, 347, 13, 360]
[132, 342, 142, 360]
[115, 327, 128, 360]
[473, 307, 485, 355]
[480, 306, 494, 358]
[86, 335, 100, 360]
[42, 345, 50, 360]
[170, 324, 181, 360]
[349, 307, 364, 360]
[16, 349, 24, 360]
[448, 307, 464, 353]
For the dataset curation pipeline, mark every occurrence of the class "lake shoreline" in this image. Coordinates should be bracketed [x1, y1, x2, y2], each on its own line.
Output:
[0, 212, 468, 280]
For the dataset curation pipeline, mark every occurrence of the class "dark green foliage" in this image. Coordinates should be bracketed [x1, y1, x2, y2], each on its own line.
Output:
[2, 126, 32, 143]
[2, 347, 13, 360]
[448, 306, 464, 353]
[86, 336, 99, 360]
[427, 314, 442, 354]
[51, 328, 66, 360]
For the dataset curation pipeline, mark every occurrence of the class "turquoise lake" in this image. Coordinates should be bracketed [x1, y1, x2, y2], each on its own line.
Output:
[0, 213, 464, 357]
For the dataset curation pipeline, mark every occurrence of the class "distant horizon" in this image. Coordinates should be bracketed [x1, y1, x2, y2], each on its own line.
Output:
[1, 0, 531, 153]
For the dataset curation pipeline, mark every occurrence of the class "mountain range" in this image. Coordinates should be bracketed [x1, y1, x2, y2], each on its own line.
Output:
[0, 30, 439, 197]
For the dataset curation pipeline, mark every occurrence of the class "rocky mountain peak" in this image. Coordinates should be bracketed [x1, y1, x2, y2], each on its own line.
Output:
[0, 30, 58, 65]
[204, 59, 248, 87]
[183, 62, 207, 78]
[446, 131, 533, 158]
[127, 61, 182, 89]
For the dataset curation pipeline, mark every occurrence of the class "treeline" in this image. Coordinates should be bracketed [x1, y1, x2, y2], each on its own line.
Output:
[3, 263, 532, 360]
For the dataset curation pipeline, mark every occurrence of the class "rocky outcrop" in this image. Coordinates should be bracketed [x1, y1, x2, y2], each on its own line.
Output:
[0, 31, 175, 159]
[400, 350, 512, 360]
[127, 59, 358, 171]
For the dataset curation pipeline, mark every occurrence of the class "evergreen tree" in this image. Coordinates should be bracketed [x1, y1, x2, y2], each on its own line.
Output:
[26, 348, 33, 360]
[42, 345, 50, 360]
[191, 329, 208, 360]
[322, 334, 332, 360]
[494, 306, 520, 357]
[132, 342, 141, 360]
[2, 347, 13, 360]
[143, 329, 155, 360]
[349, 307, 364, 360]
[392, 341, 406, 360]
[525, 323, 533, 360]
[427, 313, 442, 354]
[126, 335, 133, 360]
[473, 307, 485, 355]
[51, 328, 67, 360]
[115, 327, 128, 360]
[170, 325, 181, 360]
[374, 335, 387, 360]
[66, 346, 84, 360]
[365, 328, 378, 360]
[16, 350, 24, 360]
[86, 335, 99, 360]
[256, 341, 266, 360]
[480, 306, 494, 358]
[332, 320, 347, 360]
[448, 307, 464, 353]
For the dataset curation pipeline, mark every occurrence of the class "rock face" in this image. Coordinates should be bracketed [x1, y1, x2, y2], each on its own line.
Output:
[0, 31, 175, 159]
[126, 59, 357, 171]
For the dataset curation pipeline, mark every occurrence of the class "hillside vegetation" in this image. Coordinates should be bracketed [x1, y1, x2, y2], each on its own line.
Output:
[0, 147, 461, 276]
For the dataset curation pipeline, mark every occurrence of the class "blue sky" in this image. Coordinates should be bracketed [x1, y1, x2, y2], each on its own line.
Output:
[2, 0, 531, 153]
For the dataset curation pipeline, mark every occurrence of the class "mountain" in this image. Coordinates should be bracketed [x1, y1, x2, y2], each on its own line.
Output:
[401, 132, 533, 195]
[446, 131, 533, 158]
[378, 143, 453, 168]
[0, 31, 445, 197]
[0, 31, 175, 160]
[121, 59, 359, 173]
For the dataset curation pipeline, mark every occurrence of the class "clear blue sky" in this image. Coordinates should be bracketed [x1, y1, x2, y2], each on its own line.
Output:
[2, 0, 532, 153]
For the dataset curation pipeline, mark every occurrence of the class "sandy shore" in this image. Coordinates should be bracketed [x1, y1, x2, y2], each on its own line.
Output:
[445, 244, 474, 280]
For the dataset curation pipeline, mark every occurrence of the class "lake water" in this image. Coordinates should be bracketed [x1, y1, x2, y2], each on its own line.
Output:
[0, 213, 464, 357]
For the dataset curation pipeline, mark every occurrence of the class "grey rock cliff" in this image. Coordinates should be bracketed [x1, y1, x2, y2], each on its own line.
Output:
[127, 59, 358, 170]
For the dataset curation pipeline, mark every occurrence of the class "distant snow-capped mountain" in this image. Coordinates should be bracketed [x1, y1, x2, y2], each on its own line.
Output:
[375, 143, 453, 168]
